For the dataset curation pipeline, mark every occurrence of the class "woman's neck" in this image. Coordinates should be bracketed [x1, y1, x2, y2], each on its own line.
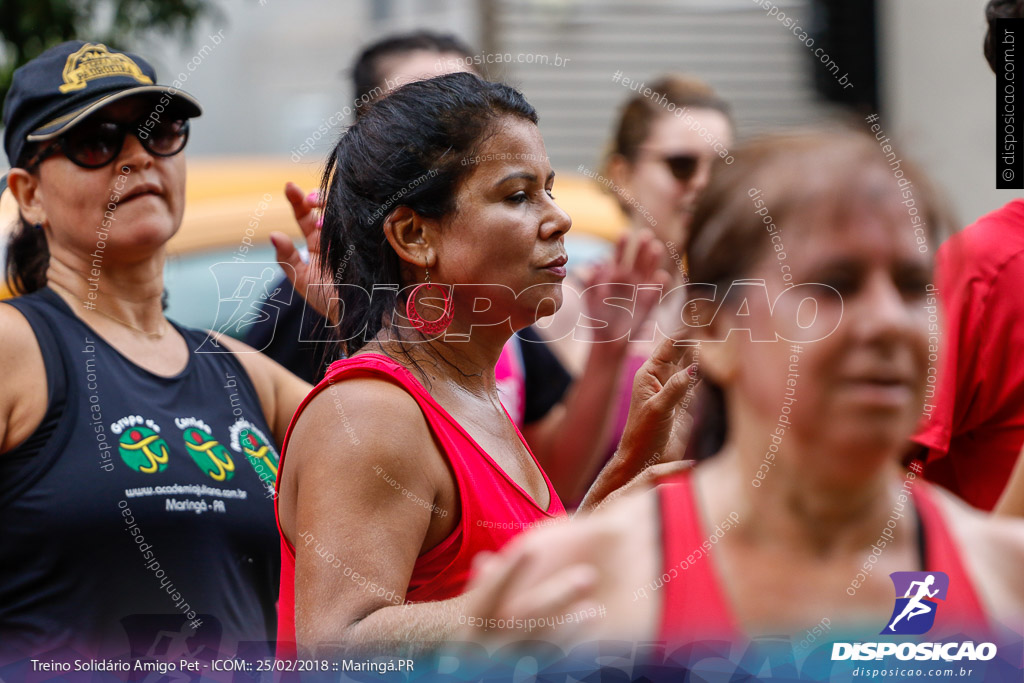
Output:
[45, 250, 168, 332]
[369, 327, 506, 399]
[701, 436, 911, 559]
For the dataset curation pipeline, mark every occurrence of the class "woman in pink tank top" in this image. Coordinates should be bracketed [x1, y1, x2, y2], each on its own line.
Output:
[543, 73, 735, 489]
[273, 73, 687, 659]
[459, 132, 1024, 651]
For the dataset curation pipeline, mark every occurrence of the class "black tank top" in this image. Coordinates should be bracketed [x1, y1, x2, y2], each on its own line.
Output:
[0, 288, 280, 666]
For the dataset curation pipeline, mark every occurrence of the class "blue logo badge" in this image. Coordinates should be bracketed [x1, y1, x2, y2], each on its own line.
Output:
[881, 571, 949, 635]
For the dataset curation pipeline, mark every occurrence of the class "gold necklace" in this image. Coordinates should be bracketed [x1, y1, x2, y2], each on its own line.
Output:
[49, 282, 169, 338]
[89, 306, 169, 338]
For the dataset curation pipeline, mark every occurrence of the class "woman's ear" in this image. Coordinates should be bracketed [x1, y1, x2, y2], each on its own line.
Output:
[7, 168, 47, 227]
[698, 337, 739, 387]
[605, 153, 635, 199]
[381, 206, 439, 272]
[688, 297, 739, 386]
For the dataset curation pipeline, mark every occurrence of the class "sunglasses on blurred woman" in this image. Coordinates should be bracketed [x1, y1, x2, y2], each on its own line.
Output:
[637, 148, 701, 182]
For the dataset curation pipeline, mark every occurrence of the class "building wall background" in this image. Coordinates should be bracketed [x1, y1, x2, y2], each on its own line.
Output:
[8, 0, 1015, 229]
[880, 0, 1009, 228]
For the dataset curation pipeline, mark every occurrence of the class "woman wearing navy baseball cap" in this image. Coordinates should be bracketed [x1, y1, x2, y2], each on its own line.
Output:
[0, 41, 313, 665]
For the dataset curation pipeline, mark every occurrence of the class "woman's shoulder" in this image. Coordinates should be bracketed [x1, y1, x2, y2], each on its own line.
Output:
[930, 483, 1024, 551]
[282, 364, 447, 495]
[0, 298, 42, 348]
[322, 351, 406, 376]
[933, 485, 1024, 621]
[0, 301, 48, 453]
[0, 299, 47, 375]
[931, 483, 1024, 540]
[292, 363, 432, 444]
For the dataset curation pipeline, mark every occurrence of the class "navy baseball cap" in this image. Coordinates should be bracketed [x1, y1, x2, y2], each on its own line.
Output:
[2, 40, 202, 169]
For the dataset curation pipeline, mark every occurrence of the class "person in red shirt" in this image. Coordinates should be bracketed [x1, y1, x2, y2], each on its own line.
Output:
[910, 0, 1024, 510]
[913, 201, 1024, 509]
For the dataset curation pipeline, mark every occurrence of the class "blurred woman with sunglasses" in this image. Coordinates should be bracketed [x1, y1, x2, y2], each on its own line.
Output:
[545, 74, 734, 471]
[0, 42, 312, 664]
[603, 74, 733, 255]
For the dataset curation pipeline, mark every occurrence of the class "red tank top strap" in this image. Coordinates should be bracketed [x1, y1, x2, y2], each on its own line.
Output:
[657, 470, 739, 643]
[656, 474, 990, 646]
[914, 483, 990, 635]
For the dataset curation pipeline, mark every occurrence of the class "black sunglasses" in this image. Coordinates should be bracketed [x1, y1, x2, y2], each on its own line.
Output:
[25, 117, 190, 170]
[662, 154, 700, 182]
[638, 150, 701, 182]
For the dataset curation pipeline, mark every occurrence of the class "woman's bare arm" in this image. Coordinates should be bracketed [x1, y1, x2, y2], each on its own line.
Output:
[280, 376, 469, 654]
[942, 488, 1024, 626]
[522, 341, 629, 503]
[993, 443, 1024, 517]
[0, 304, 47, 454]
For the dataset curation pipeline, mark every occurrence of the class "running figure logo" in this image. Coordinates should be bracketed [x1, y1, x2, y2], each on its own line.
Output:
[882, 571, 949, 635]
[198, 263, 293, 353]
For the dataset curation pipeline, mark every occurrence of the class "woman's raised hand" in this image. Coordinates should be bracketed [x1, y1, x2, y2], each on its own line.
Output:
[576, 333, 699, 512]
[581, 229, 672, 344]
[620, 333, 700, 465]
[455, 543, 601, 649]
[270, 182, 337, 322]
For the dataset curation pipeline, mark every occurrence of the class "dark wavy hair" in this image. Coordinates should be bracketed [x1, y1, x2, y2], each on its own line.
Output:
[319, 71, 538, 355]
[985, 1, 1024, 72]
[352, 31, 476, 118]
[4, 142, 50, 296]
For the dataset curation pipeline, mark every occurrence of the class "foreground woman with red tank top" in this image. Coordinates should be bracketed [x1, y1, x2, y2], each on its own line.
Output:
[273, 73, 696, 657]
[461, 132, 1024, 648]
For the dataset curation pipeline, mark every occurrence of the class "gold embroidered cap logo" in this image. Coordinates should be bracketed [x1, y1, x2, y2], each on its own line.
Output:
[59, 43, 152, 94]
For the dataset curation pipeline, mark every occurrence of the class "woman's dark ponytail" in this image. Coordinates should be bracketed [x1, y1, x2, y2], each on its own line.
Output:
[5, 214, 48, 295]
[5, 141, 50, 295]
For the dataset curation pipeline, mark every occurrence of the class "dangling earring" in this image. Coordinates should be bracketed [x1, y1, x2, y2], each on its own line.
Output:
[405, 267, 454, 335]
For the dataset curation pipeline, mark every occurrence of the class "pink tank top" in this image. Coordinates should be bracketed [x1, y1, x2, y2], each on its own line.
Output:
[274, 353, 565, 657]
[495, 338, 526, 428]
[657, 470, 990, 643]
